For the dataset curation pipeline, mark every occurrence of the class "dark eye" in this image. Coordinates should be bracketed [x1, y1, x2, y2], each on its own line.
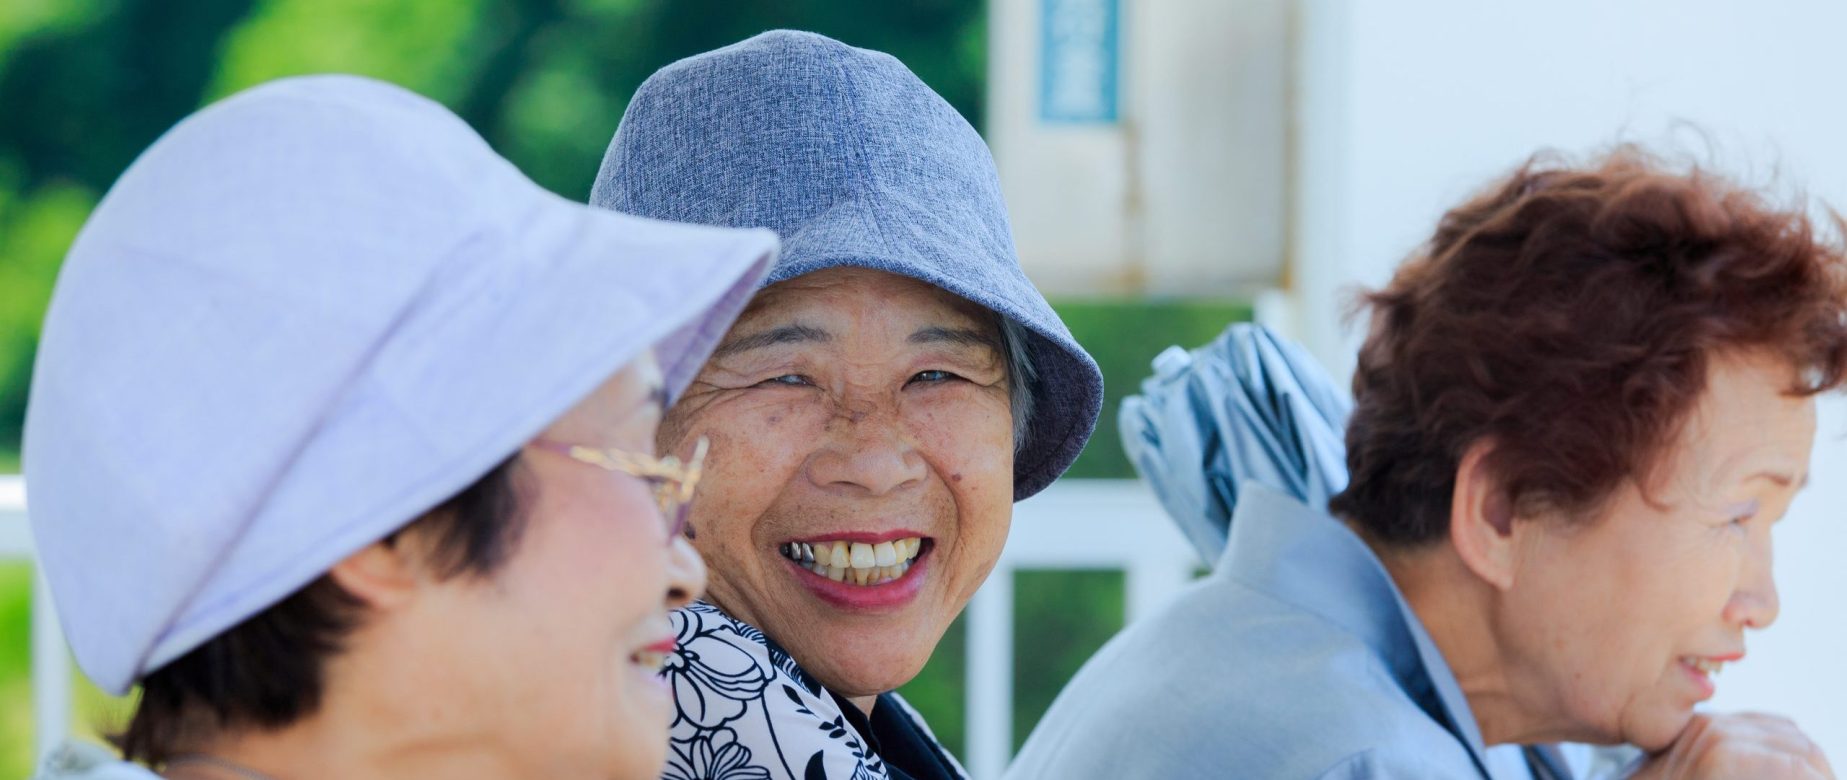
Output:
[759, 374, 811, 388]
[1726, 499, 1760, 529]
[910, 370, 958, 384]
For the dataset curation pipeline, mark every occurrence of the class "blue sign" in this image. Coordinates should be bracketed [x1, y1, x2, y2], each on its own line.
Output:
[1040, 0, 1121, 124]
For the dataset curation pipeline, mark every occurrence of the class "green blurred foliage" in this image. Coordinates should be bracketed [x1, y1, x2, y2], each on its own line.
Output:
[1052, 299, 1255, 478]
[0, 0, 97, 68]
[0, 0, 988, 462]
[0, 183, 93, 451]
[898, 611, 967, 759]
[1011, 569, 1123, 751]
[0, 564, 30, 775]
[208, 0, 487, 105]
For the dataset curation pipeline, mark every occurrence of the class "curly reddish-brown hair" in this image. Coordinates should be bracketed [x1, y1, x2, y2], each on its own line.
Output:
[1329, 148, 1847, 546]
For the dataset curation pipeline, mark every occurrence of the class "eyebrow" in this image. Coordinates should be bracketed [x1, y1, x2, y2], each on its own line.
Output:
[1749, 470, 1806, 489]
[909, 325, 1001, 351]
[711, 324, 832, 360]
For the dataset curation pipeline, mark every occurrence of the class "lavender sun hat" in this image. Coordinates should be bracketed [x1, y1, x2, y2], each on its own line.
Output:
[24, 75, 777, 695]
[591, 30, 1104, 500]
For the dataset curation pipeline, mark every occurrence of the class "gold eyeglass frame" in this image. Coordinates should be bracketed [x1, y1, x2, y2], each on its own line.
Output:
[530, 436, 709, 542]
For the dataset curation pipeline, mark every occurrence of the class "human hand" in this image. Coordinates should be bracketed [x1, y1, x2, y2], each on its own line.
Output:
[1629, 713, 1833, 780]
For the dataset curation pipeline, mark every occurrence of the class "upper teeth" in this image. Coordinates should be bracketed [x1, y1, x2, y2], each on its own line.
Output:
[780, 537, 924, 585]
[1684, 657, 1725, 675]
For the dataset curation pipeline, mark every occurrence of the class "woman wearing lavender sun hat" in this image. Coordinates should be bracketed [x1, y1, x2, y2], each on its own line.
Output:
[25, 75, 776, 779]
[590, 30, 1104, 780]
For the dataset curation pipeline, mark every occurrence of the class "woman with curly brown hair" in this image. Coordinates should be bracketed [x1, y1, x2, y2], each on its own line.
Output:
[1008, 149, 1845, 779]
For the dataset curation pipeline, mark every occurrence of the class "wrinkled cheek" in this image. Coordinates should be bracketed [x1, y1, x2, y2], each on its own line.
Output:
[910, 391, 1012, 438]
[710, 411, 827, 486]
[938, 463, 1012, 602]
[909, 404, 1014, 482]
[950, 455, 1013, 522]
[687, 411, 827, 556]
[1569, 637, 1680, 741]
[955, 504, 1012, 597]
[916, 426, 1014, 601]
[1618, 684, 1696, 752]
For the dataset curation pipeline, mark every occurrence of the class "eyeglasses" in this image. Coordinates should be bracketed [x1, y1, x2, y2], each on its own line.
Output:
[529, 436, 708, 543]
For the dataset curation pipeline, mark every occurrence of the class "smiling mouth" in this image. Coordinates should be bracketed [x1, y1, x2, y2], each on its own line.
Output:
[778, 537, 927, 585]
[631, 637, 675, 673]
[1680, 656, 1729, 676]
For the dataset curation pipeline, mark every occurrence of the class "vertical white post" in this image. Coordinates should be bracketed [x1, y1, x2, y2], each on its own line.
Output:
[32, 563, 70, 763]
[1251, 287, 1299, 343]
[1125, 549, 1194, 624]
[1290, 0, 1357, 382]
[965, 566, 1014, 779]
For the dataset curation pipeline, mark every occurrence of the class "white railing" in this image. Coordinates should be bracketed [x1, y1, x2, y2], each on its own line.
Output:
[0, 475, 72, 766]
[0, 475, 1194, 778]
[965, 480, 1195, 779]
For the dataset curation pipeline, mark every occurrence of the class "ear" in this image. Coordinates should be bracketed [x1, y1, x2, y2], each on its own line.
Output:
[327, 535, 425, 611]
[1448, 439, 1519, 590]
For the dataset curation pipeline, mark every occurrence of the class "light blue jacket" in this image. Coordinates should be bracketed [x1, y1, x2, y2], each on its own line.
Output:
[1005, 483, 1559, 779]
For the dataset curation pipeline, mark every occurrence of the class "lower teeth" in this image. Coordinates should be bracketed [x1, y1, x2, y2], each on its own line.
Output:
[807, 560, 909, 585]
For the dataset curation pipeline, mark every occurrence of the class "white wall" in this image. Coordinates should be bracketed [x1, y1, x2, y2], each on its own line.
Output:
[1294, 0, 1847, 757]
[989, 0, 1133, 293]
[989, 0, 1289, 296]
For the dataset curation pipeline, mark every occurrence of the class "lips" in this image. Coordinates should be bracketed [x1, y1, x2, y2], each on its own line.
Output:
[1676, 652, 1743, 701]
[631, 636, 676, 673]
[779, 532, 932, 611]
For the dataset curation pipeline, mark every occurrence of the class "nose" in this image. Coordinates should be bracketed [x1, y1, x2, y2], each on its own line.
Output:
[1723, 526, 1780, 630]
[663, 533, 706, 610]
[807, 404, 927, 496]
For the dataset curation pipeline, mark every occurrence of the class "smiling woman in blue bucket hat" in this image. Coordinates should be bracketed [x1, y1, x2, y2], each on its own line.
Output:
[26, 75, 776, 779]
[592, 30, 1104, 780]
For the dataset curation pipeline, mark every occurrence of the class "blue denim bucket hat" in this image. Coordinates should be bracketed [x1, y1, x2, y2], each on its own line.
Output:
[592, 30, 1104, 499]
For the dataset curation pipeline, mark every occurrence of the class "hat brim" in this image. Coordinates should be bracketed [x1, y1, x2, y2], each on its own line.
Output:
[136, 191, 775, 690]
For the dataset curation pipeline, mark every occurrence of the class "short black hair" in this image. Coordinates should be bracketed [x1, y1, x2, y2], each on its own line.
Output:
[118, 455, 529, 765]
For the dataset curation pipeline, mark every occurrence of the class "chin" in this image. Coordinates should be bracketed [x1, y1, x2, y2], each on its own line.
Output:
[836, 658, 931, 697]
[1624, 705, 1698, 753]
[808, 641, 933, 698]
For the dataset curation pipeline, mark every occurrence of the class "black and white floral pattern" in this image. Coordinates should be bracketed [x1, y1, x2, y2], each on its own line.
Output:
[661, 601, 948, 780]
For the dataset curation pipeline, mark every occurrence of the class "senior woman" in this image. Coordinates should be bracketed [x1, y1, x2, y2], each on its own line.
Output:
[25, 75, 776, 779]
[1007, 150, 1844, 779]
[590, 31, 1103, 780]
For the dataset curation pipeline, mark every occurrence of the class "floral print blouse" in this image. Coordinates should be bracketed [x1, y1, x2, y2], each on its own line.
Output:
[662, 601, 968, 780]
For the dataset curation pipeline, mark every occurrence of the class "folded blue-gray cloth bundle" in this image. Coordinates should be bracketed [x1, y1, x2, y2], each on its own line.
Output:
[1119, 323, 1351, 565]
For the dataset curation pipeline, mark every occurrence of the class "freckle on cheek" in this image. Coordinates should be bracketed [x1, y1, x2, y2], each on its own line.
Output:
[952, 473, 963, 483]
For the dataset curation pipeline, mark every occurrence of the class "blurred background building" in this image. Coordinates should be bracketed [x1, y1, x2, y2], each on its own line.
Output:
[991, 0, 1288, 298]
[2, 0, 1845, 776]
